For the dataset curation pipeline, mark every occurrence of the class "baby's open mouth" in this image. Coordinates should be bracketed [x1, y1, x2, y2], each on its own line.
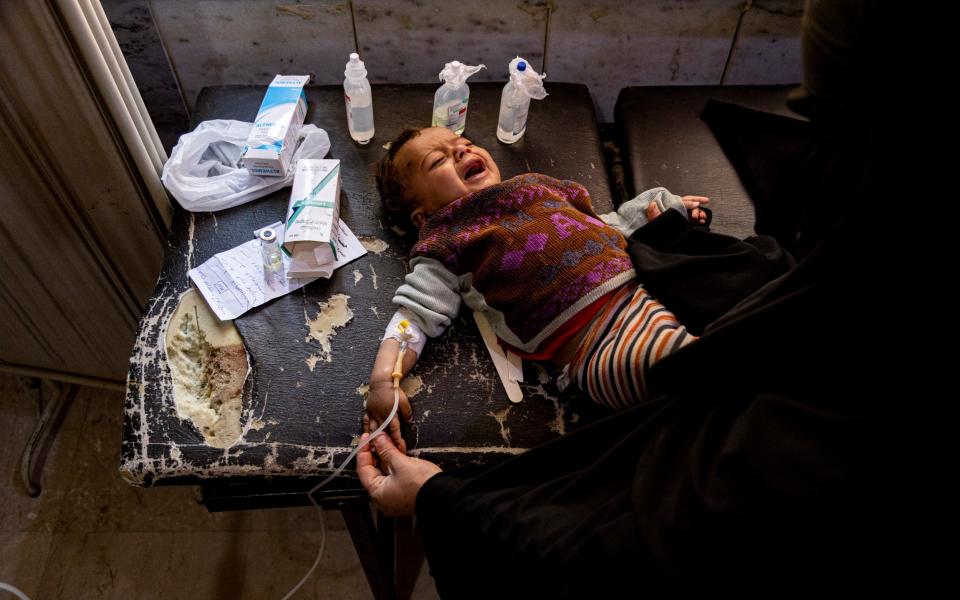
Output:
[463, 158, 487, 182]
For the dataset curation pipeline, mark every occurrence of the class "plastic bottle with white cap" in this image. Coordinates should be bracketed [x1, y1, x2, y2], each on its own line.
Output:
[344, 53, 374, 144]
[496, 56, 547, 144]
[432, 60, 485, 135]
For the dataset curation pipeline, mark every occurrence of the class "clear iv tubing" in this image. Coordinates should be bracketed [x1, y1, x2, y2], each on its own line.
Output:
[280, 376, 402, 600]
[0, 582, 31, 600]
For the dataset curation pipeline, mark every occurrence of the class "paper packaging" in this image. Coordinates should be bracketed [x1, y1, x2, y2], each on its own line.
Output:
[241, 74, 310, 177]
[282, 159, 341, 278]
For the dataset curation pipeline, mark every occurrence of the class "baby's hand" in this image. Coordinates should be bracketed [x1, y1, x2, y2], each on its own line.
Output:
[682, 195, 710, 225]
[643, 195, 710, 224]
[364, 381, 412, 454]
[646, 196, 710, 225]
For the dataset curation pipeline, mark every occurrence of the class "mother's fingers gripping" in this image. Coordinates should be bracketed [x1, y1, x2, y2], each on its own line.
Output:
[388, 416, 407, 455]
[356, 433, 385, 491]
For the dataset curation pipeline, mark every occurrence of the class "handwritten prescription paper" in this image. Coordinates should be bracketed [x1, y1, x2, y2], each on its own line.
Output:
[189, 220, 366, 321]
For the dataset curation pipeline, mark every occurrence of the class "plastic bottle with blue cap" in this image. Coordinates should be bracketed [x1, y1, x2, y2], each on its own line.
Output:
[344, 53, 374, 144]
[496, 56, 547, 144]
[432, 61, 485, 135]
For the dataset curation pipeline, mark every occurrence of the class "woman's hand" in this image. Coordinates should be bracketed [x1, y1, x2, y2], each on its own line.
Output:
[357, 432, 442, 517]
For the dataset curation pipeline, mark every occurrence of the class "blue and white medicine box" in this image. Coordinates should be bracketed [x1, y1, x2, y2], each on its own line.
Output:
[241, 74, 310, 177]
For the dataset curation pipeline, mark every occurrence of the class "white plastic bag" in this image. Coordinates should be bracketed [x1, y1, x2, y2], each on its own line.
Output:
[161, 120, 331, 212]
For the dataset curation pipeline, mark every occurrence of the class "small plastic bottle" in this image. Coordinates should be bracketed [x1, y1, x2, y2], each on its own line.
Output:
[432, 61, 485, 135]
[259, 227, 283, 276]
[344, 53, 374, 144]
[497, 57, 547, 144]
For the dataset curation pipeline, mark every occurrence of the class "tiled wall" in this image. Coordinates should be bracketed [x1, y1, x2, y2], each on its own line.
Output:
[104, 0, 803, 147]
[353, 0, 548, 86]
[722, 0, 804, 85]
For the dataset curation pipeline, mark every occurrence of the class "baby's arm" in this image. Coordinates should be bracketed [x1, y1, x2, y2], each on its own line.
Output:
[392, 256, 463, 338]
[365, 257, 462, 453]
[600, 187, 710, 238]
[365, 314, 424, 454]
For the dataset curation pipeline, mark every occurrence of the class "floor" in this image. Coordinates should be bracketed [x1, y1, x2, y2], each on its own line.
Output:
[0, 373, 440, 599]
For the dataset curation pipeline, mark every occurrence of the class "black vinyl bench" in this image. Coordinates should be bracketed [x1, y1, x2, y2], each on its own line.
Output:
[614, 85, 802, 241]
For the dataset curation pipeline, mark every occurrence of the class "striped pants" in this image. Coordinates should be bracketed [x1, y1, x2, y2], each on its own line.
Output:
[565, 282, 697, 409]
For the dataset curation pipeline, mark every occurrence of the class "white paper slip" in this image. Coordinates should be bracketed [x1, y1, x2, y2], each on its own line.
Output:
[189, 220, 367, 321]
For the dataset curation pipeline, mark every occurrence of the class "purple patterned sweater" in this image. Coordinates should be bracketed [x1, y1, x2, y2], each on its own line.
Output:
[393, 174, 635, 352]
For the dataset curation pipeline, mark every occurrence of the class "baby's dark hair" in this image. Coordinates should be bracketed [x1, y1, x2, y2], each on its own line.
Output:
[376, 128, 422, 229]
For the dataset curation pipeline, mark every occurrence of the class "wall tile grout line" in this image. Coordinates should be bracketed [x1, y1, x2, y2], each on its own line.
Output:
[721, 0, 752, 85]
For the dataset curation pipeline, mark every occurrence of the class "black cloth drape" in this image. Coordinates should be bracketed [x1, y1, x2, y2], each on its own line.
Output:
[627, 208, 795, 336]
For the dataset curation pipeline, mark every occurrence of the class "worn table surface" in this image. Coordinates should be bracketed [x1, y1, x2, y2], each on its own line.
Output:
[122, 83, 614, 493]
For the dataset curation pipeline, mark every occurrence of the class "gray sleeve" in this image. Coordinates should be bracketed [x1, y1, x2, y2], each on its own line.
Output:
[599, 187, 687, 238]
[392, 256, 462, 338]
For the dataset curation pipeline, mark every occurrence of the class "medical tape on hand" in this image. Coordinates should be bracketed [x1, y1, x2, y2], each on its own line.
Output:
[384, 308, 426, 355]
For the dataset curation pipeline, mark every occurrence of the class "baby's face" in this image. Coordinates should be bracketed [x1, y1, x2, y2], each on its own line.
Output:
[395, 127, 501, 226]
